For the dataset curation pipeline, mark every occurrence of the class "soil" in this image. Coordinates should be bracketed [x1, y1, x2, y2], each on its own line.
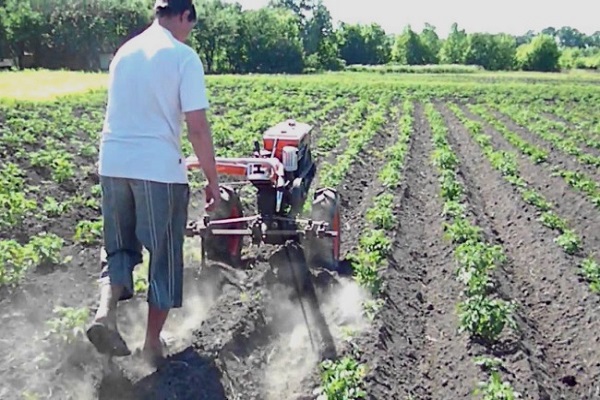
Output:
[455, 103, 600, 262]
[489, 108, 600, 183]
[352, 102, 483, 399]
[538, 110, 600, 154]
[0, 95, 398, 400]
[439, 101, 600, 399]
[3, 91, 600, 400]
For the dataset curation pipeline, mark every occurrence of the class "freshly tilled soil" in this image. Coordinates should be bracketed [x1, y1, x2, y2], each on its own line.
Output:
[3, 94, 600, 400]
[440, 101, 600, 399]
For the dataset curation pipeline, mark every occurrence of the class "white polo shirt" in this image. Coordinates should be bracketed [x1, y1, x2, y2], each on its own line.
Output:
[98, 19, 209, 184]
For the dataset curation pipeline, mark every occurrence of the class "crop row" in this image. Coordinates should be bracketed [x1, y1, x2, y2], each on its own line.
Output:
[488, 102, 600, 168]
[536, 100, 600, 138]
[317, 99, 414, 399]
[448, 103, 600, 293]
[303, 92, 393, 215]
[426, 102, 520, 398]
[467, 104, 600, 210]
[510, 102, 600, 151]
[0, 85, 384, 400]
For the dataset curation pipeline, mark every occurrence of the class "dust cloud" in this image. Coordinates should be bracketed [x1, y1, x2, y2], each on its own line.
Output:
[0, 315, 103, 400]
[2, 236, 219, 400]
[262, 275, 372, 400]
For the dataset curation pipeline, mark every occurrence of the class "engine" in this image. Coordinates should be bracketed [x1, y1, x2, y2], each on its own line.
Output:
[250, 120, 317, 242]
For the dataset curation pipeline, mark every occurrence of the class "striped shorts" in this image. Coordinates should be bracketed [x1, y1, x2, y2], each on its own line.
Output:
[98, 175, 189, 310]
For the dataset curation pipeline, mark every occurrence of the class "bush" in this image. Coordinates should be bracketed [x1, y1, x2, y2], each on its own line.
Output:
[516, 34, 561, 72]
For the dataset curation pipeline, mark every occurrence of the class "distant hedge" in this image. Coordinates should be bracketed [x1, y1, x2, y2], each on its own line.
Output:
[345, 64, 484, 74]
[0, 0, 595, 74]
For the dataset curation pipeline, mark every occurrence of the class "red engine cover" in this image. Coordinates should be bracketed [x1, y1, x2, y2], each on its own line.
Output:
[263, 119, 312, 159]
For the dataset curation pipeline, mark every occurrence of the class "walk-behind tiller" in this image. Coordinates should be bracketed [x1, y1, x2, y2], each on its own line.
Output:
[185, 119, 340, 357]
[185, 119, 341, 288]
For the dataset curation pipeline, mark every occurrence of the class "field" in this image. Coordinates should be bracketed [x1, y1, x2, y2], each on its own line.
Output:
[1, 68, 600, 400]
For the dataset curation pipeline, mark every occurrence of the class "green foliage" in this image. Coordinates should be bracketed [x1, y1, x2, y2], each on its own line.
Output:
[336, 22, 390, 66]
[235, 7, 305, 73]
[464, 33, 517, 71]
[316, 353, 367, 400]
[45, 306, 89, 345]
[475, 363, 520, 400]
[365, 194, 395, 230]
[439, 23, 468, 64]
[0, 0, 596, 73]
[516, 34, 561, 72]
[560, 47, 600, 70]
[1, 0, 45, 63]
[2, 0, 151, 69]
[74, 219, 103, 245]
[457, 295, 517, 341]
[0, 233, 65, 286]
[391, 26, 429, 65]
[580, 257, 600, 293]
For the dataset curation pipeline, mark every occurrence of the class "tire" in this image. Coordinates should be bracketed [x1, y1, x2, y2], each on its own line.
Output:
[304, 188, 341, 270]
[203, 185, 244, 267]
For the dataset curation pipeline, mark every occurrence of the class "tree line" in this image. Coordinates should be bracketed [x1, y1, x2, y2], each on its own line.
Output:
[0, 0, 598, 73]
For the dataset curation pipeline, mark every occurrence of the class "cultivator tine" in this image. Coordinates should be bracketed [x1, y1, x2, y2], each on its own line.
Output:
[283, 245, 317, 353]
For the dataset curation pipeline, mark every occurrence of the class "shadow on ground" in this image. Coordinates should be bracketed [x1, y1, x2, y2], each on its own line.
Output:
[98, 347, 227, 400]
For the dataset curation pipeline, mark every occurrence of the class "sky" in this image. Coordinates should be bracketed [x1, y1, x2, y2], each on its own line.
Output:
[222, 0, 599, 38]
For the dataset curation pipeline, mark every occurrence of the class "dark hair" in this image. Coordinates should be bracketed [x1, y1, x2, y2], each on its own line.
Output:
[154, 0, 197, 21]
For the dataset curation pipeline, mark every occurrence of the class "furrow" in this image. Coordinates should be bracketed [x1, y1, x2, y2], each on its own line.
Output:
[440, 101, 600, 398]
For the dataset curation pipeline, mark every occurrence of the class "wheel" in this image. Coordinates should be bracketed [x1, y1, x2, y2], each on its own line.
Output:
[304, 188, 341, 270]
[202, 185, 244, 267]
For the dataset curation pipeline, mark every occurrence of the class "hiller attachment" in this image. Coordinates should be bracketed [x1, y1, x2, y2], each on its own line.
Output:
[186, 196, 338, 266]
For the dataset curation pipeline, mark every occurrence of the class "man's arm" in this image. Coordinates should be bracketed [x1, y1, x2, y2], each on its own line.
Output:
[179, 52, 218, 187]
[185, 109, 218, 186]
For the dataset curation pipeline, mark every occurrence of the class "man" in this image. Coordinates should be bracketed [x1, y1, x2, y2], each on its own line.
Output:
[86, 0, 220, 368]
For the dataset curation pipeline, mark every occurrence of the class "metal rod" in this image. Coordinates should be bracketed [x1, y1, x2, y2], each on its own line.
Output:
[283, 245, 316, 353]
[206, 216, 259, 225]
[206, 229, 338, 237]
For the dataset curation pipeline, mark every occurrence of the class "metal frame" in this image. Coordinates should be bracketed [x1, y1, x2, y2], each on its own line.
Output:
[185, 213, 338, 267]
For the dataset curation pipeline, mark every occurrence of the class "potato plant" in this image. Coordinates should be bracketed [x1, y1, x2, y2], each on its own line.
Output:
[3, 70, 600, 400]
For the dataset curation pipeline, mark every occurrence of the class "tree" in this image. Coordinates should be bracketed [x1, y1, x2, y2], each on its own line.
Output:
[192, 0, 241, 73]
[463, 32, 516, 70]
[541, 27, 557, 37]
[336, 22, 390, 65]
[1, 0, 45, 68]
[419, 23, 441, 64]
[516, 34, 561, 72]
[515, 30, 536, 46]
[391, 26, 428, 65]
[589, 31, 600, 47]
[556, 26, 586, 48]
[268, 0, 312, 19]
[494, 34, 517, 70]
[362, 23, 390, 64]
[234, 7, 304, 73]
[439, 23, 468, 64]
[303, 0, 333, 56]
